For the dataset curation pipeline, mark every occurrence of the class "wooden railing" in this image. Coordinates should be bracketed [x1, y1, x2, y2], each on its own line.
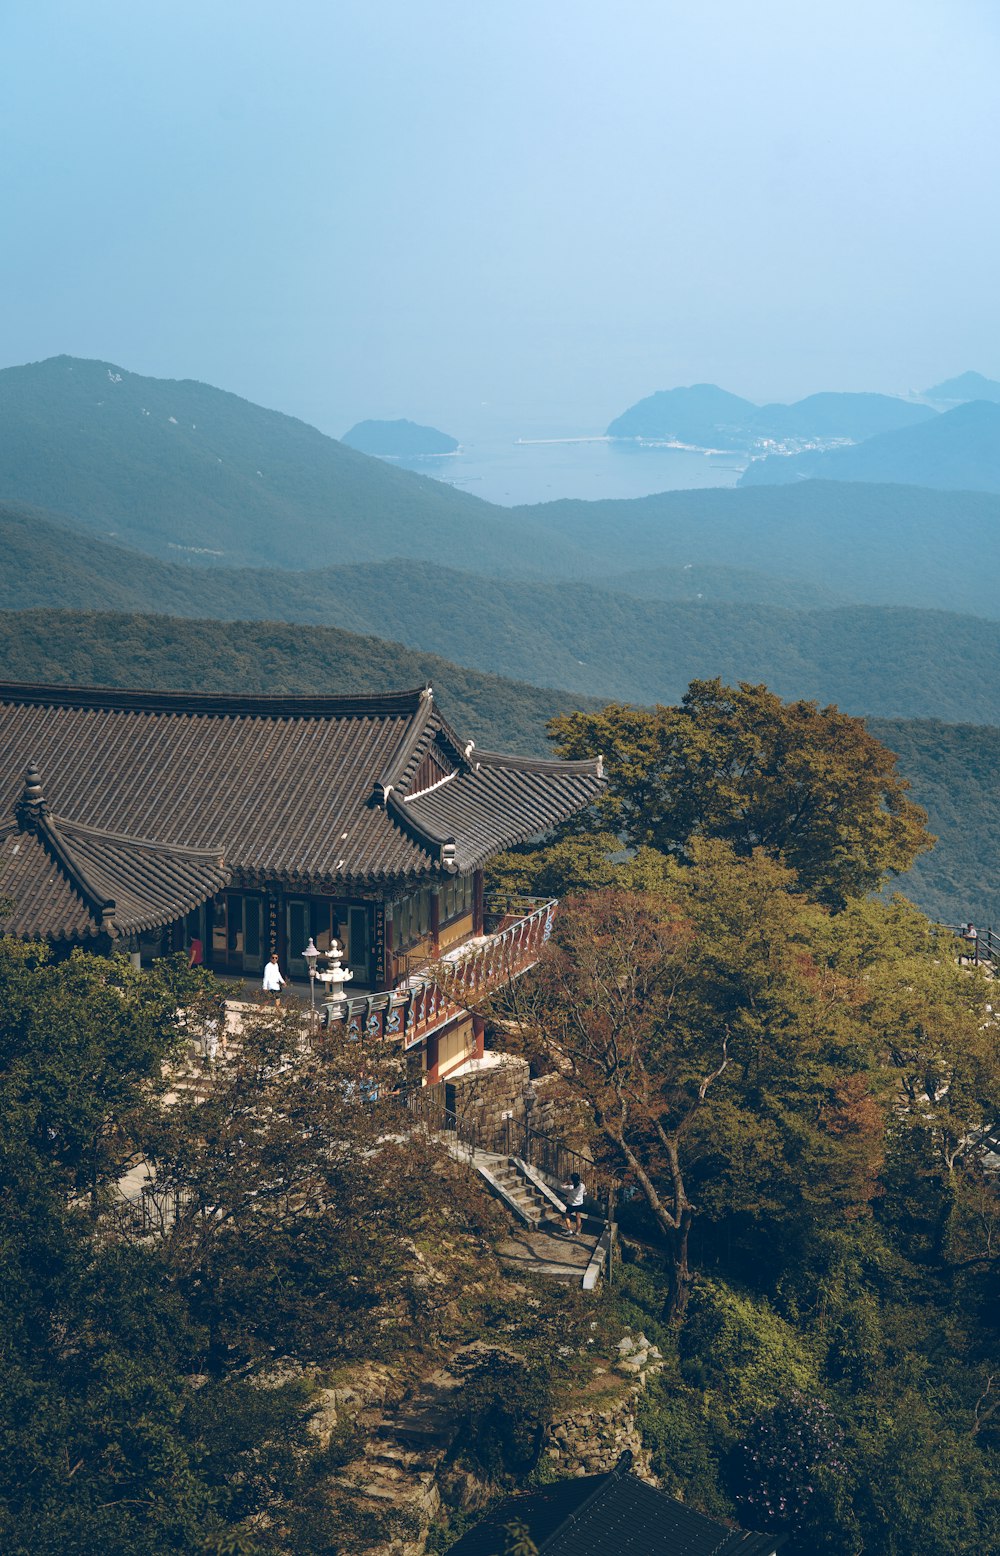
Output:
[320, 898, 557, 1049]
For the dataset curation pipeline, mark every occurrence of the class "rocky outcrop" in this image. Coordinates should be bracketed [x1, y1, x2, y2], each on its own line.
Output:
[315, 1329, 664, 1554]
[544, 1331, 663, 1482]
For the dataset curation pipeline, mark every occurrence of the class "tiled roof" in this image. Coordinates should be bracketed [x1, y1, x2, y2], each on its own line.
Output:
[0, 803, 228, 943]
[403, 749, 607, 872]
[446, 1459, 781, 1556]
[0, 683, 604, 935]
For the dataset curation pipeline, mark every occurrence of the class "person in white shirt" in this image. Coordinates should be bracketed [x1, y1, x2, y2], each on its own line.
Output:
[262, 954, 286, 1007]
[560, 1172, 586, 1237]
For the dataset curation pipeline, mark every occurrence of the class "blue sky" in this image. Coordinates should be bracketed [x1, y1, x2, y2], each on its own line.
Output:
[2, 0, 998, 438]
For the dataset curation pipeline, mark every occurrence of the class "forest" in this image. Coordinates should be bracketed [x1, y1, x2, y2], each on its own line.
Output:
[2, 683, 998, 1554]
[11, 503, 1000, 724]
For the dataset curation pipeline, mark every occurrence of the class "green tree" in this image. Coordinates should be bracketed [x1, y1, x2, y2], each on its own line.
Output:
[501, 844, 886, 1321]
[548, 679, 932, 907]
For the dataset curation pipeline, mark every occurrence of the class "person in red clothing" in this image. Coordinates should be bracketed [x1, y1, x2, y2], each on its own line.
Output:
[188, 935, 204, 968]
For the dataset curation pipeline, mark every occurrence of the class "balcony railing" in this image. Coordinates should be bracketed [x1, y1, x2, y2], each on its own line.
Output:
[320, 897, 557, 1049]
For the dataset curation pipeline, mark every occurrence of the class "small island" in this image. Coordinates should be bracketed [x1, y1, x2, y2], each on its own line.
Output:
[341, 418, 459, 457]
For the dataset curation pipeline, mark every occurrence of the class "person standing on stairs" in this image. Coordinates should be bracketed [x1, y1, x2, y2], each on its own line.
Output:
[561, 1172, 585, 1236]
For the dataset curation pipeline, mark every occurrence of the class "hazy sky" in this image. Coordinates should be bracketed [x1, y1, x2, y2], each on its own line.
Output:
[2, 0, 998, 438]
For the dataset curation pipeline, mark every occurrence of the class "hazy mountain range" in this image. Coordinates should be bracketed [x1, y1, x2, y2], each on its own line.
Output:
[8, 500, 1000, 724]
[607, 373, 1000, 495]
[741, 398, 1000, 492]
[606, 382, 937, 449]
[5, 352, 1000, 922]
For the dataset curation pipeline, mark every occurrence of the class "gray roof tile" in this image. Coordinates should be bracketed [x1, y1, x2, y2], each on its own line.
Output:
[0, 682, 604, 937]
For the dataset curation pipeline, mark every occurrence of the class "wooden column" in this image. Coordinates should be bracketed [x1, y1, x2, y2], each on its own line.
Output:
[384, 907, 395, 988]
[425, 1032, 440, 1085]
[430, 890, 440, 956]
[269, 888, 285, 966]
[473, 870, 484, 935]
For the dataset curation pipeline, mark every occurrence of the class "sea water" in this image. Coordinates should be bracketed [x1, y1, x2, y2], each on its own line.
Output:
[385, 435, 745, 507]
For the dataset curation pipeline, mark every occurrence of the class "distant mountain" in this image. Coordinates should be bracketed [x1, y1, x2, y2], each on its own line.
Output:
[341, 418, 459, 456]
[0, 356, 585, 574]
[10, 503, 1000, 721]
[606, 384, 756, 446]
[519, 483, 1000, 617]
[923, 371, 1000, 405]
[603, 562, 847, 610]
[750, 391, 934, 444]
[739, 400, 1000, 493]
[607, 383, 934, 449]
[15, 466, 1000, 621]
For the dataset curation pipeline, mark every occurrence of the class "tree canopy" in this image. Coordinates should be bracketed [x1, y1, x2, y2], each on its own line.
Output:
[547, 678, 932, 906]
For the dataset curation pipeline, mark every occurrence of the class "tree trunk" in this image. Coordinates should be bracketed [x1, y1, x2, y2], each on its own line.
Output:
[668, 1208, 694, 1325]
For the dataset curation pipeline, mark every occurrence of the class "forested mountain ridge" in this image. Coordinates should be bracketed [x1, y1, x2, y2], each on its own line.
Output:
[0, 355, 588, 574]
[10, 503, 1000, 722]
[0, 604, 998, 926]
[869, 715, 1000, 926]
[0, 607, 602, 756]
[741, 398, 1000, 491]
[592, 561, 848, 609]
[522, 481, 1000, 615]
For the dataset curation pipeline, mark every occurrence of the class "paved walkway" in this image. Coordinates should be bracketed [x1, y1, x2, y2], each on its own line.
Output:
[497, 1221, 600, 1283]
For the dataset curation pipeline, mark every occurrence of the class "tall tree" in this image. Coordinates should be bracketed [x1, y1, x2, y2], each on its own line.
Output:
[548, 679, 932, 907]
[500, 844, 886, 1321]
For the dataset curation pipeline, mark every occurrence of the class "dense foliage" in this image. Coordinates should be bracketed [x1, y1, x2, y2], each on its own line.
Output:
[494, 854, 1000, 1553]
[0, 940, 568, 1553]
[507, 681, 930, 907]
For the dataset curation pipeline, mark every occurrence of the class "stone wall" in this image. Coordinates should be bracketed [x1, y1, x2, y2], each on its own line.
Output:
[543, 1331, 663, 1483]
[448, 1054, 531, 1143]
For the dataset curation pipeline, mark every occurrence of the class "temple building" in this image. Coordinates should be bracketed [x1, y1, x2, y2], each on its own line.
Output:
[0, 681, 603, 1082]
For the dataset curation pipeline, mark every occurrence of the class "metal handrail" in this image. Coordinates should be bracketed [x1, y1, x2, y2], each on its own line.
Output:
[944, 922, 1000, 970]
[402, 1088, 607, 1213]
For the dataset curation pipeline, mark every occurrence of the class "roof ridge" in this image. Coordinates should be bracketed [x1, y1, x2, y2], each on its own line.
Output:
[373, 685, 437, 801]
[473, 749, 605, 778]
[54, 813, 225, 864]
[36, 814, 115, 930]
[0, 681, 430, 719]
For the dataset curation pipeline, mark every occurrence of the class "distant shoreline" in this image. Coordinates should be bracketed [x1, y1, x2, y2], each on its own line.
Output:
[516, 433, 748, 460]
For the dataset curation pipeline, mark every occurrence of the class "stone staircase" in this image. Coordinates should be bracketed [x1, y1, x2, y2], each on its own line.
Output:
[479, 1152, 563, 1229]
[463, 1148, 608, 1288]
